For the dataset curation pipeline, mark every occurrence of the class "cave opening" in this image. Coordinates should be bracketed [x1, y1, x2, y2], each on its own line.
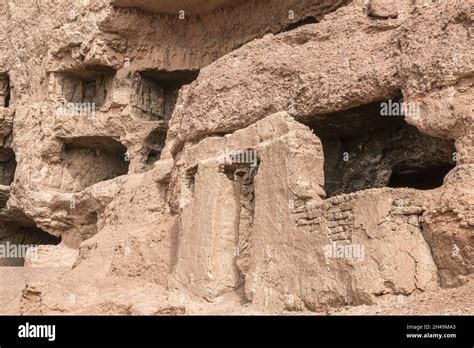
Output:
[0, 73, 10, 107]
[58, 136, 129, 192]
[284, 16, 318, 32]
[141, 128, 167, 168]
[55, 65, 116, 108]
[0, 148, 16, 186]
[132, 70, 199, 121]
[388, 165, 454, 190]
[0, 219, 61, 266]
[299, 98, 456, 198]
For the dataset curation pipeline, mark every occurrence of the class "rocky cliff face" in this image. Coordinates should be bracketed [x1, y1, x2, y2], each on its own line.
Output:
[0, 0, 472, 315]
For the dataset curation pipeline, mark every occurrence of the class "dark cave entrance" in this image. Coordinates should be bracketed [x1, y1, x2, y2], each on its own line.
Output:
[132, 70, 199, 122]
[299, 98, 456, 198]
[59, 136, 129, 192]
[141, 128, 167, 168]
[0, 73, 11, 107]
[0, 219, 61, 266]
[388, 165, 454, 190]
[133, 70, 199, 168]
[55, 65, 116, 108]
[0, 148, 16, 186]
[284, 16, 318, 32]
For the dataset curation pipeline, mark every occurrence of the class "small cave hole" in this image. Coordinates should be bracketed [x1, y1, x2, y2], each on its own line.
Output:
[141, 128, 167, 169]
[55, 65, 116, 108]
[0, 73, 11, 107]
[0, 220, 61, 266]
[184, 166, 198, 196]
[0, 148, 16, 186]
[388, 165, 454, 190]
[132, 70, 199, 121]
[300, 97, 456, 197]
[284, 16, 318, 32]
[58, 136, 129, 192]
